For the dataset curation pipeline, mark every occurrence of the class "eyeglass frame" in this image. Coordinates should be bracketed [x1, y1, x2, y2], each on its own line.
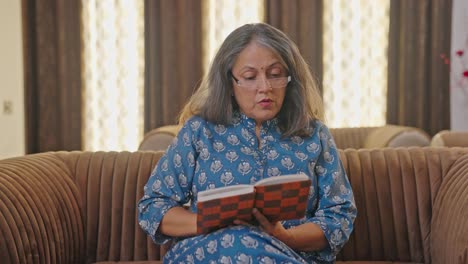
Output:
[230, 72, 291, 89]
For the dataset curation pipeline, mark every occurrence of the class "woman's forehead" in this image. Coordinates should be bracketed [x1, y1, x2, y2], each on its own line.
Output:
[232, 43, 285, 71]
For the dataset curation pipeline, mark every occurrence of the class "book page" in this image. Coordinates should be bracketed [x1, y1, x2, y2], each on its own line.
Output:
[254, 173, 309, 186]
[198, 184, 254, 202]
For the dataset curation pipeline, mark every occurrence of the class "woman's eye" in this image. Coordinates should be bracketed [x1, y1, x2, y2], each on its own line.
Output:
[268, 74, 281, 79]
[268, 70, 283, 78]
[244, 76, 256, 80]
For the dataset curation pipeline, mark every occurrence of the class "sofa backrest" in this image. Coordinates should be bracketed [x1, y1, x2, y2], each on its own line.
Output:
[336, 147, 468, 263]
[0, 152, 85, 263]
[139, 125, 182, 151]
[139, 125, 431, 151]
[362, 125, 431, 148]
[322, 125, 431, 149]
[56, 151, 166, 263]
[0, 151, 165, 263]
[329, 127, 376, 149]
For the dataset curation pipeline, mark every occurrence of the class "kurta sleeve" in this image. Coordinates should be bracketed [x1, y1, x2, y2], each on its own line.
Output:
[137, 119, 199, 244]
[306, 123, 357, 262]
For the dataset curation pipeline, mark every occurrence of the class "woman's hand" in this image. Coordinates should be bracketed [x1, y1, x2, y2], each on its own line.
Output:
[160, 206, 198, 237]
[252, 208, 294, 243]
[233, 208, 294, 246]
[234, 208, 328, 252]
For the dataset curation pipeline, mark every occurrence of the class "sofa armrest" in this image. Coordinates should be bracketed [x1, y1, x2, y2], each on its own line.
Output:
[329, 127, 376, 149]
[0, 153, 84, 263]
[431, 130, 468, 147]
[139, 125, 182, 151]
[431, 153, 468, 264]
[364, 125, 431, 148]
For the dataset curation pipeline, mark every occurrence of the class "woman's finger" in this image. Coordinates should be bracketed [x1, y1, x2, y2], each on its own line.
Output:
[233, 219, 252, 226]
[252, 208, 274, 230]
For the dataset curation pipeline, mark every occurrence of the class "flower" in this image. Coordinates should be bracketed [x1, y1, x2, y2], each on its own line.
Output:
[443, 36, 468, 97]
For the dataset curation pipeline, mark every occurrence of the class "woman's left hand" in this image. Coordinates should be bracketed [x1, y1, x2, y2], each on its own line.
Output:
[234, 208, 328, 251]
[251, 208, 294, 244]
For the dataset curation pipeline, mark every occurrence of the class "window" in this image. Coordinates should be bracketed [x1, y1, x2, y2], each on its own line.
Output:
[81, 1, 390, 151]
[202, 0, 264, 72]
[82, 0, 144, 151]
[323, 0, 390, 127]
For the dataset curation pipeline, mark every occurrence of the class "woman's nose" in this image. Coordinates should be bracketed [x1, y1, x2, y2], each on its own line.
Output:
[257, 76, 272, 91]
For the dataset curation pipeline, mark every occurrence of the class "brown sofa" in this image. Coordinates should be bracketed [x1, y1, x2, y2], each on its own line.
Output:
[139, 125, 431, 151]
[431, 130, 468, 147]
[1, 147, 467, 264]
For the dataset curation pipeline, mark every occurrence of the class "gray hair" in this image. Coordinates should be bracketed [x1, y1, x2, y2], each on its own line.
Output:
[179, 23, 323, 137]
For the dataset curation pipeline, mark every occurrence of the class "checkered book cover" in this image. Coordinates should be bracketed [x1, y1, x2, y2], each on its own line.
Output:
[196, 192, 255, 234]
[254, 179, 311, 222]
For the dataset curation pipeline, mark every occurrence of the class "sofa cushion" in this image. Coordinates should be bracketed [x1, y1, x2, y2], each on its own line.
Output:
[431, 153, 468, 264]
[364, 125, 430, 148]
[94, 260, 421, 263]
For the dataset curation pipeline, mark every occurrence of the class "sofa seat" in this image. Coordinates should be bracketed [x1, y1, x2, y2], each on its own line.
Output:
[94, 258, 427, 263]
[94, 260, 162, 264]
[336, 262, 422, 264]
[94, 261, 422, 264]
[95, 260, 425, 264]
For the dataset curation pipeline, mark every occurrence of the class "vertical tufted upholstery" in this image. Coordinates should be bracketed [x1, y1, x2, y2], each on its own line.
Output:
[0, 151, 167, 264]
[336, 147, 468, 263]
[431, 153, 468, 264]
[1, 148, 467, 263]
[0, 152, 85, 263]
[57, 151, 169, 263]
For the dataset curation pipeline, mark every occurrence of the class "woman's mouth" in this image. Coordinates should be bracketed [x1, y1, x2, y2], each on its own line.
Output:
[258, 98, 273, 107]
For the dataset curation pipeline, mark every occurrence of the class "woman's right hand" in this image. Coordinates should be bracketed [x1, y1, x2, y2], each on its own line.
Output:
[160, 206, 198, 237]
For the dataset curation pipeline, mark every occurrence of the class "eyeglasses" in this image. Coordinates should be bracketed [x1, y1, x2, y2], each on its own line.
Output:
[231, 74, 291, 89]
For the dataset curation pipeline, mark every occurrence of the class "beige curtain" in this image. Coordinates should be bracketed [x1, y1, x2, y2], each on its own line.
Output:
[387, 0, 452, 136]
[81, 0, 144, 151]
[144, 0, 203, 132]
[202, 0, 264, 73]
[321, 1, 390, 127]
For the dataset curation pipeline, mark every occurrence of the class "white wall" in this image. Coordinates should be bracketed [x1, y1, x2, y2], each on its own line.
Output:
[451, 0, 468, 131]
[0, 0, 25, 159]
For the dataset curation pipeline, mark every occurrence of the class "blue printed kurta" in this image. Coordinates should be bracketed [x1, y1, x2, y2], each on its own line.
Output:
[138, 112, 356, 263]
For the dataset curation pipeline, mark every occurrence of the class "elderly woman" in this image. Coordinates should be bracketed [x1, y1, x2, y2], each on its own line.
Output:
[138, 23, 356, 264]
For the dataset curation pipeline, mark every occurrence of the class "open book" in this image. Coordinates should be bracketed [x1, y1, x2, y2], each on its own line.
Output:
[196, 173, 311, 234]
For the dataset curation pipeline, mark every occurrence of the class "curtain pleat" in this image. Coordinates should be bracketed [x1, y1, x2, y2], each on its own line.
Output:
[22, 0, 82, 153]
[144, 0, 203, 132]
[387, 0, 452, 136]
[265, 0, 323, 93]
[21, 0, 453, 152]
